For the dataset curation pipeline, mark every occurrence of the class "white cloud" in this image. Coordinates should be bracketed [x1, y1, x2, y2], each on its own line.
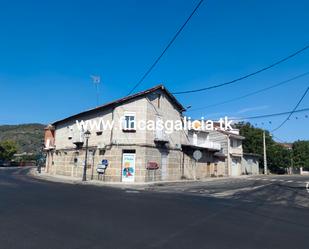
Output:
[237, 105, 269, 114]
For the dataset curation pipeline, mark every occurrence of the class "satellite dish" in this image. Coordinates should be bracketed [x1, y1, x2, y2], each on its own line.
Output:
[193, 150, 202, 161]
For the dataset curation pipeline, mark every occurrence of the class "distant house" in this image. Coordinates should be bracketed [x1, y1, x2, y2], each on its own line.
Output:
[208, 129, 245, 176]
[44, 85, 248, 183]
[242, 153, 260, 175]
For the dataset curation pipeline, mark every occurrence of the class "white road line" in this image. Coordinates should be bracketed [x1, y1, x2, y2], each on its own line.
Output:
[270, 179, 277, 182]
[287, 180, 294, 183]
[125, 190, 140, 193]
[212, 184, 272, 197]
[279, 179, 284, 182]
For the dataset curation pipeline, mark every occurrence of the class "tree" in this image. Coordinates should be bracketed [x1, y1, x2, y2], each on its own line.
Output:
[236, 122, 291, 173]
[0, 140, 18, 161]
[292, 141, 309, 170]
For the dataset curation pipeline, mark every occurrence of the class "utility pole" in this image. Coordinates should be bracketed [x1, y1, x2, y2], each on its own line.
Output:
[289, 148, 293, 175]
[263, 130, 268, 175]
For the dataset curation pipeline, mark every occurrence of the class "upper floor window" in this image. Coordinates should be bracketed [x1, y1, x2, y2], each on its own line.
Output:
[123, 112, 136, 131]
[231, 139, 241, 148]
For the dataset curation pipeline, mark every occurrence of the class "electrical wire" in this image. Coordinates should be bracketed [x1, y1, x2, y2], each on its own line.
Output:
[271, 86, 309, 132]
[228, 107, 309, 121]
[173, 44, 309, 94]
[127, 0, 204, 95]
[187, 71, 309, 112]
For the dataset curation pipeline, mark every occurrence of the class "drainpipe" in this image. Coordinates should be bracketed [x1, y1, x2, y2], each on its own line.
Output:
[181, 151, 185, 179]
[110, 107, 115, 146]
[227, 135, 231, 176]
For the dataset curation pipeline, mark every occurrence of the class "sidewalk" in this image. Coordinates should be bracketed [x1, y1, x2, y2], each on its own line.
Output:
[30, 168, 197, 190]
[30, 168, 252, 190]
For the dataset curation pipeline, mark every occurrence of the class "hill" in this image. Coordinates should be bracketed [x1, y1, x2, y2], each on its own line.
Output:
[0, 123, 45, 154]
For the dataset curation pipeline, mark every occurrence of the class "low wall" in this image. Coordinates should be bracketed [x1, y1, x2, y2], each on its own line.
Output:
[300, 167, 309, 175]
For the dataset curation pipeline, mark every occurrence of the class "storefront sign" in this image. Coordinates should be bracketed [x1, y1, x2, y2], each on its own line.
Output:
[122, 153, 135, 182]
[146, 161, 159, 170]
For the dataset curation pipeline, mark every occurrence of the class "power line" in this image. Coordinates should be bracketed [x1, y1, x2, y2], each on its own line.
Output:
[173, 44, 309, 94]
[127, 0, 204, 95]
[187, 71, 309, 112]
[271, 86, 309, 132]
[272, 135, 286, 143]
[230, 107, 309, 121]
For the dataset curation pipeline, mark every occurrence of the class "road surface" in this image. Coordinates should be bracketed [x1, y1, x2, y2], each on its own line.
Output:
[0, 167, 308, 249]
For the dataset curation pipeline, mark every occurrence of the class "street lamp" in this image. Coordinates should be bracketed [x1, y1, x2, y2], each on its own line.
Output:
[82, 130, 91, 181]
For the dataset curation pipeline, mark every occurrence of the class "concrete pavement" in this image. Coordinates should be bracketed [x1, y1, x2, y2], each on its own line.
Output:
[0, 167, 308, 249]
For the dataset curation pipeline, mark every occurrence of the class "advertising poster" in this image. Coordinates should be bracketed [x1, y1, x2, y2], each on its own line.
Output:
[122, 153, 135, 182]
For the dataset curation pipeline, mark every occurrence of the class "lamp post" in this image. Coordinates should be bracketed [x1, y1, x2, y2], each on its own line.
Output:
[82, 130, 91, 181]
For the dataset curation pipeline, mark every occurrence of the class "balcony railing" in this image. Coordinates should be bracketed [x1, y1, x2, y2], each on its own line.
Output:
[230, 146, 242, 155]
[198, 140, 221, 150]
[189, 137, 221, 150]
[73, 132, 84, 146]
[154, 130, 169, 143]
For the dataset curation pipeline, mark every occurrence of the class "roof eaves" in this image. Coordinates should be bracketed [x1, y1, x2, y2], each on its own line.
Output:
[52, 84, 185, 126]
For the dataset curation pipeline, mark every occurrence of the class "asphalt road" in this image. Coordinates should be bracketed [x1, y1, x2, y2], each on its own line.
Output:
[0, 167, 308, 249]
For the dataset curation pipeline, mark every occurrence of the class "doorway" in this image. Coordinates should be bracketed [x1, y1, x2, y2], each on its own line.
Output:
[231, 158, 240, 176]
[161, 151, 168, 181]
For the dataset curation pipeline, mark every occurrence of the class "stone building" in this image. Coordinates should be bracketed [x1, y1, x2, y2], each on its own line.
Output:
[208, 129, 245, 176]
[44, 85, 239, 183]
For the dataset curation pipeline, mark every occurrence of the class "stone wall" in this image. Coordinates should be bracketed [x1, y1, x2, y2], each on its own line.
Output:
[46, 89, 226, 182]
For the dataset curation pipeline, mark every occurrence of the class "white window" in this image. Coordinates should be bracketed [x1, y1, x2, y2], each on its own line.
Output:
[123, 113, 136, 130]
[193, 133, 198, 146]
[231, 139, 241, 148]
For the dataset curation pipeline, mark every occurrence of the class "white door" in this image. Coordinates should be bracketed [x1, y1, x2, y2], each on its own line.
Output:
[231, 158, 239, 176]
[122, 153, 135, 182]
[161, 152, 168, 180]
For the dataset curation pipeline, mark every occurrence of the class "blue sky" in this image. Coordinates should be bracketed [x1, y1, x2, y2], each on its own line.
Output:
[1, 0, 309, 142]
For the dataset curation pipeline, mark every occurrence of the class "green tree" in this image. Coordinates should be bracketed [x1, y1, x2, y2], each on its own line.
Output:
[292, 141, 309, 170]
[0, 140, 18, 161]
[236, 122, 291, 173]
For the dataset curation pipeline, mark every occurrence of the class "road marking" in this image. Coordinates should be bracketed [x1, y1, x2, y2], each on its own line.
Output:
[212, 184, 271, 197]
[270, 179, 277, 182]
[287, 180, 293, 183]
[279, 179, 284, 182]
[125, 190, 140, 193]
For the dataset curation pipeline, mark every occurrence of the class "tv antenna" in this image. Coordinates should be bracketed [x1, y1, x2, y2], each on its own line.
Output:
[90, 75, 101, 107]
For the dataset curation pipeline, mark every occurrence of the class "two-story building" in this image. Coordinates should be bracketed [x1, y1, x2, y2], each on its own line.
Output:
[44, 85, 225, 183]
[208, 129, 245, 176]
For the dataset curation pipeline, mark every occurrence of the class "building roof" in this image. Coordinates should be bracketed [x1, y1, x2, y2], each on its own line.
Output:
[217, 130, 245, 140]
[279, 143, 293, 150]
[52, 84, 185, 125]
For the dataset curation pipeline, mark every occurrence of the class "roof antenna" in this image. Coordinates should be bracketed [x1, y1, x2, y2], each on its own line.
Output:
[90, 75, 101, 107]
